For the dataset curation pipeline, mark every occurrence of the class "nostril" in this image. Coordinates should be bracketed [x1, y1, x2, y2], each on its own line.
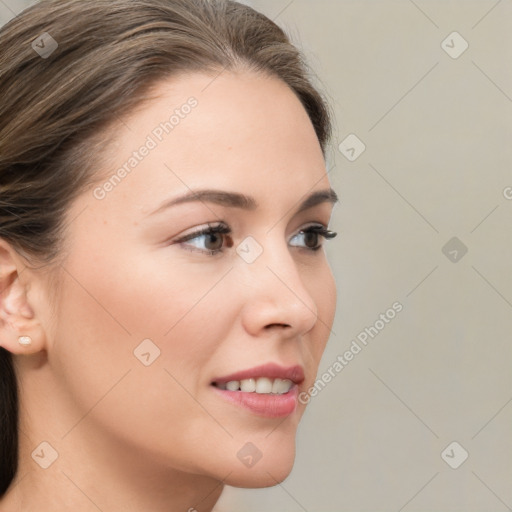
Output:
[265, 323, 290, 329]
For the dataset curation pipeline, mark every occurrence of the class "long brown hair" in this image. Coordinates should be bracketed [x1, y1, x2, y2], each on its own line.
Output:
[0, 0, 333, 495]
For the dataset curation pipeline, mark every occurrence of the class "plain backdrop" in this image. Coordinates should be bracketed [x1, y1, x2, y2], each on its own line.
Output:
[2, 1, 511, 511]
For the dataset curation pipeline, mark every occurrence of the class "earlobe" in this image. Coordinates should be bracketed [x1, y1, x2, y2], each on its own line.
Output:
[18, 335, 33, 346]
[0, 240, 44, 354]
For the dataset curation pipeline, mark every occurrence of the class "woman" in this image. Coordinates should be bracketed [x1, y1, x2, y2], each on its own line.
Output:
[0, 0, 338, 510]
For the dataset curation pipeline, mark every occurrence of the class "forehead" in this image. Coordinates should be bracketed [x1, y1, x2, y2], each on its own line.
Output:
[112, 70, 321, 152]
[88, 70, 328, 217]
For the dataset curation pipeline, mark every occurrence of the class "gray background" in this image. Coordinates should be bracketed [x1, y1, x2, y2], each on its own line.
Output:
[2, 0, 511, 511]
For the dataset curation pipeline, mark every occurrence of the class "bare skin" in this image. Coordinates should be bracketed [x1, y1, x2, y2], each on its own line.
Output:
[0, 69, 338, 512]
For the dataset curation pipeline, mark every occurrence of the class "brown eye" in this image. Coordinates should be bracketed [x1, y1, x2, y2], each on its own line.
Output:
[290, 225, 337, 252]
[303, 230, 319, 249]
[175, 223, 233, 255]
[204, 231, 224, 251]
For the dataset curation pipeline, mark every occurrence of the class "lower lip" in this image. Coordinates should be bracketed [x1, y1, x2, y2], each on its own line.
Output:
[211, 384, 299, 418]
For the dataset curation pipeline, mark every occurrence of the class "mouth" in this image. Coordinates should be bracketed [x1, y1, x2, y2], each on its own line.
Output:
[213, 377, 294, 394]
[210, 363, 305, 418]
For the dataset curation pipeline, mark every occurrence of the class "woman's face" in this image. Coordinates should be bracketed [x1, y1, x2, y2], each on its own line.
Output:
[42, 70, 337, 487]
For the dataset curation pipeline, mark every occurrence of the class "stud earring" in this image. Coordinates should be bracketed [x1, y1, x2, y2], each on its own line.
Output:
[18, 335, 32, 346]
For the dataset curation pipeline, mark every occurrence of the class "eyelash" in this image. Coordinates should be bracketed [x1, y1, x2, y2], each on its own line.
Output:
[174, 222, 338, 256]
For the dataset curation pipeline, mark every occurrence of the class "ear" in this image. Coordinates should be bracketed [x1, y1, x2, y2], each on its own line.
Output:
[0, 239, 45, 354]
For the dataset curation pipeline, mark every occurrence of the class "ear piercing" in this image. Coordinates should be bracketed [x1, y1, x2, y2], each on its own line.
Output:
[18, 335, 32, 346]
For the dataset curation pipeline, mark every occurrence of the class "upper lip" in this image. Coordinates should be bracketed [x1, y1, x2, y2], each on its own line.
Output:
[212, 363, 305, 385]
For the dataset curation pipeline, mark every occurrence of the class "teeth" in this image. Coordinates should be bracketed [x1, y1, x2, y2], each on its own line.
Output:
[240, 378, 256, 392]
[255, 377, 272, 394]
[272, 378, 292, 394]
[216, 377, 293, 394]
[226, 380, 240, 391]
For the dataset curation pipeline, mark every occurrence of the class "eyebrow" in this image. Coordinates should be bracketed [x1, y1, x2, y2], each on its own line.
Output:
[147, 187, 339, 216]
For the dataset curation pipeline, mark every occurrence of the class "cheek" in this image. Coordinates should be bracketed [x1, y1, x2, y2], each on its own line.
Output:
[54, 251, 232, 380]
[49, 256, 239, 472]
[297, 263, 337, 386]
[311, 262, 337, 347]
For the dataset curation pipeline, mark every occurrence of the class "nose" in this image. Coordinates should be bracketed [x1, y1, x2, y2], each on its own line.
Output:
[239, 238, 319, 338]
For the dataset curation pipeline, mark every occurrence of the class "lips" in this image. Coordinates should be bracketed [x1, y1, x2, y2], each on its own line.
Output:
[210, 363, 305, 418]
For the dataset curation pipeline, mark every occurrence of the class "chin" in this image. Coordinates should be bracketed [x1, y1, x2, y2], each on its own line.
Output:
[221, 438, 297, 489]
[225, 462, 295, 489]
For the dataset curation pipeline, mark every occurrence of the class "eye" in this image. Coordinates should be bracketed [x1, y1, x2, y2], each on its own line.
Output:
[174, 222, 233, 256]
[289, 224, 337, 251]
